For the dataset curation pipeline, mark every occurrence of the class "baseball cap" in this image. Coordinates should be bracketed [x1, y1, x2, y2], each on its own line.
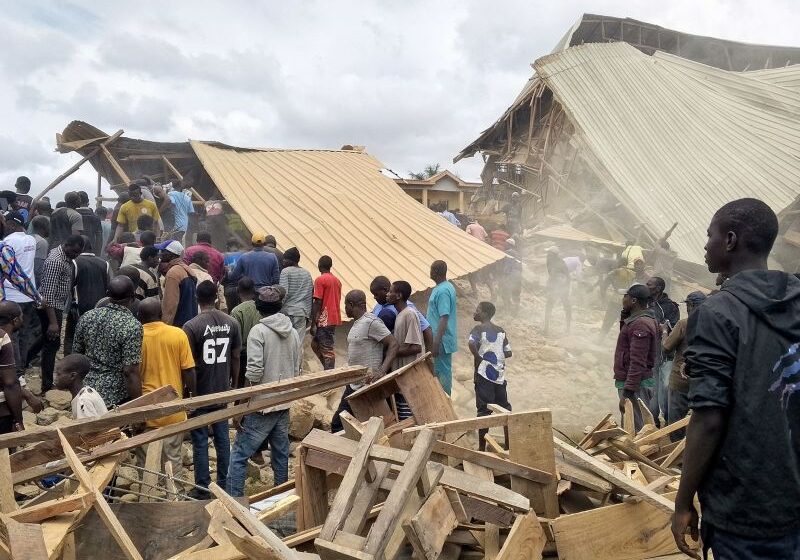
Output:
[161, 240, 184, 256]
[684, 291, 707, 305]
[251, 232, 266, 245]
[257, 285, 286, 303]
[3, 211, 24, 226]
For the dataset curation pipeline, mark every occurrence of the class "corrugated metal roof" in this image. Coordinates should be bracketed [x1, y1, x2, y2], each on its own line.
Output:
[533, 42, 800, 265]
[190, 142, 507, 301]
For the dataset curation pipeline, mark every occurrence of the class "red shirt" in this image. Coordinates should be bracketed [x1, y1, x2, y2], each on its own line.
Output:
[313, 272, 342, 327]
[489, 230, 510, 250]
[183, 242, 225, 283]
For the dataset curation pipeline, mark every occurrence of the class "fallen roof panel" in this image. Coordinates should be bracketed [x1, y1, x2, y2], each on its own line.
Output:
[190, 141, 506, 300]
[533, 42, 800, 265]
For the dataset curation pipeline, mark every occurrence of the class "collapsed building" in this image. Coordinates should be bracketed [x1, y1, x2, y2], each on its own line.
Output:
[455, 14, 800, 282]
[53, 121, 506, 300]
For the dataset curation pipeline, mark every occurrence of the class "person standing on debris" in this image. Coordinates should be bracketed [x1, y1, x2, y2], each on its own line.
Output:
[2, 212, 38, 378]
[331, 290, 398, 433]
[613, 283, 658, 433]
[185, 231, 225, 283]
[231, 232, 280, 290]
[222, 238, 244, 310]
[427, 260, 457, 395]
[54, 354, 108, 419]
[38, 235, 84, 392]
[74, 276, 143, 407]
[63, 238, 110, 355]
[227, 285, 301, 497]
[661, 291, 706, 441]
[138, 297, 196, 483]
[544, 248, 572, 336]
[231, 277, 260, 389]
[183, 280, 241, 498]
[646, 276, 680, 427]
[110, 183, 161, 245]
[465, 217, 488, 242]
[370, 276, 433, 351]
[311, 255, 342, 370]
[160, 241, 198, 327]
[469, 301, 513, 451]
[167, 185, 194, 242]
[673, 199, 800, 559]
[188, 251, 227, 312]
[279, 247, 313, 338]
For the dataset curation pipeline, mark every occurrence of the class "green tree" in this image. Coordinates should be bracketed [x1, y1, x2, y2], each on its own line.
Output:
[408, 163, 441, 180]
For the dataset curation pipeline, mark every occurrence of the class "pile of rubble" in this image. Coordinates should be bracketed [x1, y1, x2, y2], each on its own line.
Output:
[0, 357, 695, 559]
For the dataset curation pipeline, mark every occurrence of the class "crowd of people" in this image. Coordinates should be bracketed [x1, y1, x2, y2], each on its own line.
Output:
[0, 174, 796, 557]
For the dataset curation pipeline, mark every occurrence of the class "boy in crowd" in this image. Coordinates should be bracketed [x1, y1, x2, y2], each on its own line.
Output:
[468, 302, 512, 450]
[54, 354, 108, 419]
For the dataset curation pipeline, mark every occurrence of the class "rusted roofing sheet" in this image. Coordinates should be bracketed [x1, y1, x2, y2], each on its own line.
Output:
[190, 141, 506, 299]
[533, 42, 800, 265]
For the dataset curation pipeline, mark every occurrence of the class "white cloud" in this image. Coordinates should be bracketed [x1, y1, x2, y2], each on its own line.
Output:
[1, 0, 797, 203]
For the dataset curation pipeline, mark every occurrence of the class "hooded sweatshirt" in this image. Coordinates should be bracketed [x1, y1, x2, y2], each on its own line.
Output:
[245, 312, 301, 412]
[685, 270, 800, 538]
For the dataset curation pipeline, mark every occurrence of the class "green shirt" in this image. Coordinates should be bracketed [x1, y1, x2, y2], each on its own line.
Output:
[231, 300, 261, 344]
[426, 280, 458, 354]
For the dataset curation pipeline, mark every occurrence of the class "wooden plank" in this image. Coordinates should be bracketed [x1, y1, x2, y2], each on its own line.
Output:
[296, 447, 329, 531]
[661, 438, 686, 468]
[507, 411, 558, 518]
[483, 436, 507, 456]
[338, 412, 364, 441]
[101, 144, 132, 185]
[341, 462, 390, 535]
[637, 398, 656, 428]
[495, 512, 545, 560]
[315, 538, 374, 560]
[0, 449, 16, 513]
[8, 492, 93, 523]
[443, 487, 468, 524]
[484, 523, 500, 560]
[1, 515, 48, 560]
[553, 438, 675, 514]
[364, 429, 437, 557]
[141, 439, 164, 502]
[462, 460, 493, 482]
[555, 457, 613, 493]
[226, 528, 286, 560]
[162, 156, 184, 181]
[578, 414, 612, 449]
[301, 430, 529, 513]
[633, 415, 690, 445]
[249, 480, 295, 504]
[164, 460, 178, 500]
[552, 499, 679, 560]
[383, 492, 425, 560]
[319, 417, 383, 541]
[257, 495, 301, 523]
[1, 367, 365, 451]
[433, 441, 554, 484]
[409, 487, 458, 560]
[61, 533, 76, 560]
[57, 430, 144, 560]
[645, 475, 677, 493]
[608, 439, 673, 474]
[393, 360, 458, 425]
[16, 376, 359, 484]
[622, 400, 634, 434]
[403, 413, 539, 436]
[458, 495, 516, 527]
[208, 483, 297, 559]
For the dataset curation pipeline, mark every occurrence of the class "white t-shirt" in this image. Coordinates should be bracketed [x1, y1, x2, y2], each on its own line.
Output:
[4, 232, 37, 303]
[71, 386, 108, 419]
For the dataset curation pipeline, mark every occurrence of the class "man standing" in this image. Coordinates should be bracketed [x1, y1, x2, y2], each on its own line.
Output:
[231, 277, 260, 389]
[0, 302, 25, 433]
[111, 184, 161, 244]
[160, 241, 198, 327]
[13, 177, 32, 222]
[427, 260, 457, 395]
[279, 247, 313, 337]
[183, 281, 241, 497]
[49, 192, 83, 250]
[386, 281, 425, 370]
[369, 275, 433, 351]
[331, 290, 397, 433]
[188, 251, 227, 311]
[64, 239, 110, 355]
[75, 192, 104, 257]
[613, 283, 659, 433]
[230, 232, 280, 290]
[39, 235, 84, 392]
[30, 216, 49, 285]
[222, 238, 244, 310]
[138, 297, 196, 481]
[2, 212, 38, 377]
[73, 276, 142, 407]
[227, 286, 301, 497]
[264, 235, 284, 270]
[131, 246, 160, 300]
[662, 291, 706, 441]
[646, 276, 680, 427]
[167, 186, 194, 242]
[673, 199, 800, 559]
[184, 232, 224, 283]
[310, 255, 341, 370]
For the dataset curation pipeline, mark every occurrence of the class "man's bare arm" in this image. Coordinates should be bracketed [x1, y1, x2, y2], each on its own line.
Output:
[124, 363, 142, 400]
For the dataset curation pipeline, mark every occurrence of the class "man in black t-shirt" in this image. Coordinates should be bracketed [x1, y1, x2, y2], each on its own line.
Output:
[14, 177, 32, 222]
[182, 280, 241, 498]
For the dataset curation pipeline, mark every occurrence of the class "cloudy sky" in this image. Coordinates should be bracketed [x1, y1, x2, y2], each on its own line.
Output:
[3, 0, 797, 202]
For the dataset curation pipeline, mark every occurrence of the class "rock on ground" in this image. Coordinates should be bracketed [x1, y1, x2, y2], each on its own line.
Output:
[289, 399, 316, 440]
[36, 407, 60, 426]
[44, 389, 72, 410]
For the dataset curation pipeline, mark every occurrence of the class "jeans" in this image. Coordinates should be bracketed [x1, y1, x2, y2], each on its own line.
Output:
[648, 359, 672, 426]
[618, 386, 654, 433]
[10, 302, 36, 376]
[190, 408, 231, 489]
[227, 410, 289, 497]
[702, 523, 800, 559]
[668, 389, 690, 441]
[39, 309, 63, 393]
[331, 385, 356, 433]
[63, 305, 79, 356]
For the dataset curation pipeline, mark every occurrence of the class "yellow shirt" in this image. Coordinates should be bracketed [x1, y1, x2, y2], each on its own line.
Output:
[141, 321, 195, 428]
[117, 199, 161, 231]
